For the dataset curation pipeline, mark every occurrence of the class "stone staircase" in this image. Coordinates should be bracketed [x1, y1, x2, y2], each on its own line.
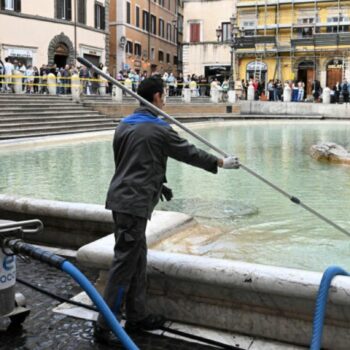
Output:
[0, 94, 117, 140]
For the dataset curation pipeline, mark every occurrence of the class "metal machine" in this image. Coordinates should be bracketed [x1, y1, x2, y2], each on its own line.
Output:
[0, 219, 42, 329]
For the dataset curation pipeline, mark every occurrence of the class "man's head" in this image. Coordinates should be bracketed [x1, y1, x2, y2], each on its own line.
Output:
[137, 76, 165, 109]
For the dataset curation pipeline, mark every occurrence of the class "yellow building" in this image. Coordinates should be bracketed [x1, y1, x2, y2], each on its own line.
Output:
[236, 0, 350, 95]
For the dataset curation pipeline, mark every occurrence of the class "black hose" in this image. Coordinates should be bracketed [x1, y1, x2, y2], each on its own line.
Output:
[16, 276, 242, 349]
[16, 276, 97, 311]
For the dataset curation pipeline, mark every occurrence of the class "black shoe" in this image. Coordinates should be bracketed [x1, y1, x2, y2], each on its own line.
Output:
[93, 324, 120, 344]
[125, 314, 166, 332]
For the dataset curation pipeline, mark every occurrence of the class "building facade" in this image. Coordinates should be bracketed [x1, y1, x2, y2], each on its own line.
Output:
[236, 0, 350, 94]
[109, 0, 179, 76]
[0, 0, 108, 68]
[182, 0, 236, 81]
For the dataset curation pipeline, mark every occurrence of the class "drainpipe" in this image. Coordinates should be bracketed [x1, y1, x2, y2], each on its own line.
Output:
[74, 0, 77, 64]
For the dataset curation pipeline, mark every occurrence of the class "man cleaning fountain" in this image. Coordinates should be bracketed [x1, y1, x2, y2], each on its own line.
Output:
[94, 76, 240, 343]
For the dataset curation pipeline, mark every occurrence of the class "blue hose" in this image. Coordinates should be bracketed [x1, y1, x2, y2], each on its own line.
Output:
[310, 265, 349, 350]
[61, 260, 139, 350]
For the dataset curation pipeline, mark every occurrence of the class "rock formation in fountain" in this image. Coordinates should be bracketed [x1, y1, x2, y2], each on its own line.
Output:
[310, 142, 350, 165]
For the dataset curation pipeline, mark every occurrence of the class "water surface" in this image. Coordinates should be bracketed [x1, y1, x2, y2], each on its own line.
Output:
[1, 121, 350, 271]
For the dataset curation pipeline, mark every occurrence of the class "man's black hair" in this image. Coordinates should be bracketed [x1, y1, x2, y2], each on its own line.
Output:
[5, 57, 9, 62]
[137, 76, 164, 103]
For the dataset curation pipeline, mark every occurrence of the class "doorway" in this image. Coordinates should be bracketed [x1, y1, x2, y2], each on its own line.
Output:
[297, 61, 315, 96]
[54, 43, 69, 68]
[326, 59, 342, 88]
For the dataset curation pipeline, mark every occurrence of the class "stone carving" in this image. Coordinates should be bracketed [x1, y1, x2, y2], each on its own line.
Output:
[310, 142, 350, 165]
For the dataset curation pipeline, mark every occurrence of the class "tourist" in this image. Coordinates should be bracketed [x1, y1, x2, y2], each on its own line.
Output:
[341, 79, 349, 103]
[176, 72, 184, 96]
[3, 57, 14, 92]
[291, 80, 299, 102]
[334, 82, 341, 103]
[267, 80, 274, 101]
[312, 80, 322, 103]
[94, 76, 240, 343]
[297, 80, 305, 102]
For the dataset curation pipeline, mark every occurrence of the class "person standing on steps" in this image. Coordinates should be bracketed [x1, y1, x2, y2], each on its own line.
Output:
[94, 76, 240, 343]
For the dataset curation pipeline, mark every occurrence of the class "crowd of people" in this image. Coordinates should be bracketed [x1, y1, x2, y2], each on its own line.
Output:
[1, 57, 349, 103]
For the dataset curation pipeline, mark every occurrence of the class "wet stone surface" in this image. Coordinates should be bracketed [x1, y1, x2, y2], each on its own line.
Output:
[0, 259, 217, 350]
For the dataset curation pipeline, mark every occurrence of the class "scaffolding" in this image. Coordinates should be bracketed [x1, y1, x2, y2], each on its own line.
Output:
[237, 0, 350, 82]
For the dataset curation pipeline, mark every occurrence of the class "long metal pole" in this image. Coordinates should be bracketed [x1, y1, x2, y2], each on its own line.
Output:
[77, 56, 350, 238]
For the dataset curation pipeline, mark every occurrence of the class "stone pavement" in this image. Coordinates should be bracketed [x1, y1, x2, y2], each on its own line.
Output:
[0, 259, 223, 350]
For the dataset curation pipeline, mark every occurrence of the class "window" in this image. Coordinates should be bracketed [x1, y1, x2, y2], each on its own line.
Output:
[136, 6, 140, 27]
[126, 1, 131, 24]
[166, 53, 170, 63]
[56, 0, 72, 20]
[95, 3, 105, 29]
[189, 22, 200, 42]
[159, 19, 165, 37]
[174, 56, 178, 65]
[167, 23, 172, 41]
[158, 50, 164, 62]
[143, 10, 149, 31]
[134, 43, 142, 56]
[77, 0, 86, 24]
[239, 13, 257, 36]
[2, 0, 20, 11]
[151, 15, 157, 34]
[158, 0, 164, 6]
[173, 26, 177, 43]
[221, 22, 230, 42]
[327, 15, 350, 33]
[151, 48, 155, 60]
[178, 14, 183, 34]
[126, 41, 133, 54]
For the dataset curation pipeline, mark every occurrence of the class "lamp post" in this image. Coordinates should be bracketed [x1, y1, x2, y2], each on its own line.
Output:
[216, 15, 243, 92]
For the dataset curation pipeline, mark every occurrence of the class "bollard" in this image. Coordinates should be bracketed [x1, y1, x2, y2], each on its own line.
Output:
[247, 82, 255, 101]
[210, 89, 219, 103]
[228, 90, 236, 103]
[322, 87, 331, 104]
[112, 85, 123, 102]
[283, 85, 292, 102]
[183, 88, 191, 103]
[47, 73, 57, 95]
[71, 73, 80, 102]
[13, 70, 23, 94]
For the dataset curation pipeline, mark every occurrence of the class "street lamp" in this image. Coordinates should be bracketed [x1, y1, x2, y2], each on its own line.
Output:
[216, 14, 244, 91]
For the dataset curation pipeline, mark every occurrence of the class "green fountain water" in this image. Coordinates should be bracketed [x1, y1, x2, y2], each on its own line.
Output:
[1, 121, 350, 271]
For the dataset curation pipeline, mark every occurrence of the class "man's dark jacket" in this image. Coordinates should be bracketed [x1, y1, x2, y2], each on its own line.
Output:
[106, 106, 218, 219]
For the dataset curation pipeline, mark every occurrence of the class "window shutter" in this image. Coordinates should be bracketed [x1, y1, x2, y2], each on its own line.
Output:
[94, 4, 98, 28]
[0, 0, 5, 10]
[66, 0, 72, 21]
[100, 6, 105, 30]
[190, 23, 200, 42]
[77, 0, 84, 23]
[14, 0, 21, 12]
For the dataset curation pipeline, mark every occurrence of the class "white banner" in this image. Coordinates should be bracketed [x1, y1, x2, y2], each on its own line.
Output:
[7, 48, 33, 58]
[0, 252, 16, 290]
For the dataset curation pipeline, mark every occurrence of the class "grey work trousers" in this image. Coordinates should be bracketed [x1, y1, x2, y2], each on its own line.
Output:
[97, 212, 148, 328]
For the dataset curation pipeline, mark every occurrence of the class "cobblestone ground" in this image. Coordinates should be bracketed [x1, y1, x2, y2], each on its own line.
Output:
[0, 259, 218, 350]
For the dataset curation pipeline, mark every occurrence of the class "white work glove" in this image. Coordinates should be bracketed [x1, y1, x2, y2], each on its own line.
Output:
[222, 156, 240, 169]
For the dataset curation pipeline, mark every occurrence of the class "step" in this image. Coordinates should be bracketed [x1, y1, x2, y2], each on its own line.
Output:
[0, 122, 116, 134]
[0, 94, 72, 100]
[0, 110, 101, 117]
[0, 126, 116, 140]
[0, 101, 79, 106]
[0, 106, 88, 112]
[0, 118, 117, 129]
[0, 114, 112, 123]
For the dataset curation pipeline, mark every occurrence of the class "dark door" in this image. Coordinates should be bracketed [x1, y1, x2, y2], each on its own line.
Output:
[306, 68, 314, 95]
[54, 55, 67, 68]
[327, 68, 342, 88]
